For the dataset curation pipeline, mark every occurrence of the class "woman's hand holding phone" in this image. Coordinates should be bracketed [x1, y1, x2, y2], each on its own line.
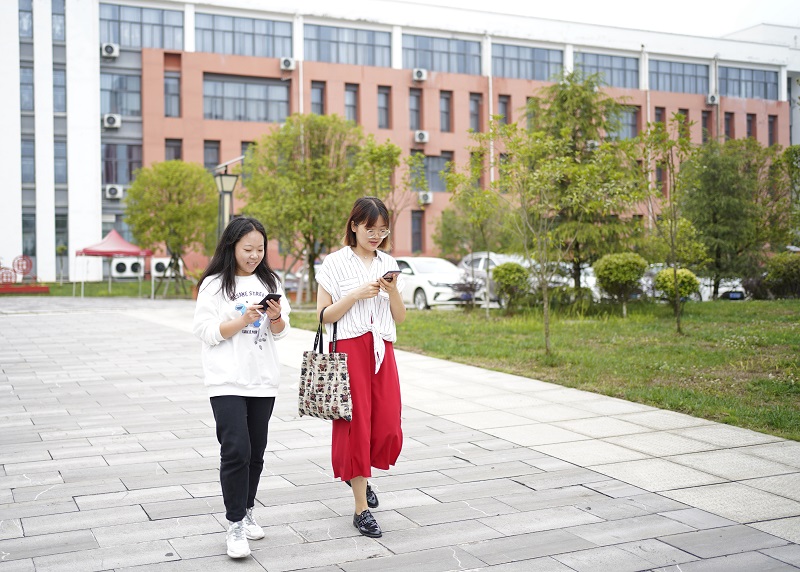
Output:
[379, 270, 401, 293]
[257, 293, 282, 321]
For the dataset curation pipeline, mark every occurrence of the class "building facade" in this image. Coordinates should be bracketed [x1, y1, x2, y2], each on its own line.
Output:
[2, 0, 799, 282]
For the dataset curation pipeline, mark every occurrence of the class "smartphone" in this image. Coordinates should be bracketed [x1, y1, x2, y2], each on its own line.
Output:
[382, 270, 401, 282]
[257, 293, 282, 307]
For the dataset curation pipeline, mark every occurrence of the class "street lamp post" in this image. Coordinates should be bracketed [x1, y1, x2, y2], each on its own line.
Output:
[214, 167, 239, 241]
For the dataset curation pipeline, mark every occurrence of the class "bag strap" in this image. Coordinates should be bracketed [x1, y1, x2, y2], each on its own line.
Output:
[313, 307, 338, 354]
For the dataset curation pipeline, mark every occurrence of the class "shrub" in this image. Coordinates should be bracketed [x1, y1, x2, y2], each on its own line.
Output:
[765, 252, 800, 298]
[655, 267, 700, 314]
[493, 262, 531, 314]
[593, 253, 648, 317]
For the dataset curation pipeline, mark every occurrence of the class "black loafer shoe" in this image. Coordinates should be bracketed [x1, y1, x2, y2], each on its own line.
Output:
[353, 509, 382, 538]
[344, 480, 379, 509]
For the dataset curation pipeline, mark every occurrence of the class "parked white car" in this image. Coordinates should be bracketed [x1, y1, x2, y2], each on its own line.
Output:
[458, 252, 528, 302]
[395, 256, 475, 310]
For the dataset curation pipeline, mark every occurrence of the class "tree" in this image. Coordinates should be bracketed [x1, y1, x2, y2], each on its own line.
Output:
[639, 114, 698, 333]
[654, 268, 700, 315]
[125, 160, 217, 295]
[593, 252, 647, 317]
[526, 70, 645, 291]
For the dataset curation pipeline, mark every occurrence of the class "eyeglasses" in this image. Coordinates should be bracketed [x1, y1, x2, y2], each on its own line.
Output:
[363, 228, 391, 239]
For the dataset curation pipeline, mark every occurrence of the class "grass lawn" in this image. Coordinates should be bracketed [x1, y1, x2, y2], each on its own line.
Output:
[290, 300, 800, 441]
[27, 280, 195, 298]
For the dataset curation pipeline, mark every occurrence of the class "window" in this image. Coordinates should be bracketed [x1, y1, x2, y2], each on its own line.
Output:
[20, 66, 34, 112]
[575, 52, 638, 88]
[241, 141, 253, 157]
[19, 0, 32, 39]
[311, 81, 325, 115]
[403, 34, 480, 75]
[100, 3, 183, 49]
[52, 0, 65, 42]
[498, 95, 510, 124]
[345, 84, 358, 122]
[204, 141, 220, 172]
[55, 213, 68, 267]
[165, 139, 182, 161]
[101, 73, 141, 116]
[378, 86, 391, 129]
[411, 210, 423, 253]
[196, 14, 291, 58]
[746, 114, 756, 139]
[203, 75, 289, 123]
[305, 24, 390, 67]
[649, 60, 708, 94]
[492, 44, 562, 81]
[654, 107, 665, 125]
[22, 213, 36, 257]
[702, 110, 711, 143]
[409, 88, 421, 130]
[53, 68, 66, 113]
[719, 66, 779, 100]
[101, 144, 142, 185]
[440, 91, 452, 132]
[614, 107, 639, 140]
[21, 138, 35, 184]
[724, 112, 734, 140]
[655, 165, 664, 194]
[469, 93, 482, 132]
[424, 151, 453, 192]
[54, 140, 67, 184]
[768, 115, 777, 146]
[164, 73, 180, 117]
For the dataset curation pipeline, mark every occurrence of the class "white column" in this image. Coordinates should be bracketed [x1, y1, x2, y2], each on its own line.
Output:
[293, 13, 304, 60]
[66, 0, 102, 281]
[391, 25, 402, 70]
[482, 33, 491, 77]
[34, 0, 56, 281]
[0, 1, 22, 272]
[564, 44, 574, 73]
[790, 74, 800, 146]
[639, 46, 649, 91]
[184, 2, 195, 52]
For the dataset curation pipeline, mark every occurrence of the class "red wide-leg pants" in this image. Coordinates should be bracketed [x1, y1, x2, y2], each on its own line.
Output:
[331, 333, 402, 481]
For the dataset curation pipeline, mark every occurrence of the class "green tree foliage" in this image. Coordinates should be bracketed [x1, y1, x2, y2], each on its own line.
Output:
[654, 268, 700, 316]
[637, 217, 709, 271]
[241, 114, 406, 294]
[125, 160, 217, 294]
[593, 253, 647, 317]
[526, 70, 646, 290]
[493, 262, 531, 315]
[765, 252, 800, 298]
[683, 137, 793, 298]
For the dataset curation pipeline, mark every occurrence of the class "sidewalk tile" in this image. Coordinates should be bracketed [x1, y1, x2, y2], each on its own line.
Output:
[660, 524, 788, 558]
[552, 544, 654, 572]
[662, 482, 800, 523]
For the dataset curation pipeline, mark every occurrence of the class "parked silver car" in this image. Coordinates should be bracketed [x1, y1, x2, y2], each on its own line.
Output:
[396, 256, 476, 310]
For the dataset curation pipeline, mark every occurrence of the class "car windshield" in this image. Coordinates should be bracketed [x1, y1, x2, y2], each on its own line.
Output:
[413, 259, 458, 273]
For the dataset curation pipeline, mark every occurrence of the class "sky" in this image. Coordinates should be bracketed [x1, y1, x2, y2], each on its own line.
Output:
[414, 0, 800, 38]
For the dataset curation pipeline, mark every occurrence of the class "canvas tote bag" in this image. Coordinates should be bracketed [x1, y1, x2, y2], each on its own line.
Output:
[298, 308, 352, 421]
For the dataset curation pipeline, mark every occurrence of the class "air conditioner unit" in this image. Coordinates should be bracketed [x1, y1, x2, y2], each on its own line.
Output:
[111, 257, 144, 279]
[706, 93, 720, 105]
[414, 130, 430, 143]
[103, 114, 122, 129]
[418, 191, 433, 205]
[104, 185, 125, 200]
[280, 57, 296, 71]
[150, 256, 184, 278]
[100, 42, 120, 58]
[412, 68, 428, 82]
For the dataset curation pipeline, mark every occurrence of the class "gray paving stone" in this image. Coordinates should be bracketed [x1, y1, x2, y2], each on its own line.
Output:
[667, 449, 798, 480]
[0, 530, 97, 562]
[485, 424, 591, 446]
[2, 455, 108, 476]
[590, 458, 725, 492]
[552, 544, 654, 572]
[340, 546, 486, 572]
[115, 554, 269, 571]
[751, 516, 800, 544]
[74, 485, 193, 510]
[584, 479, 649, 498]
[615, 410, 715, 431]
[659, 508, 737, 530]
[460, 528, 597, 564]
[763, 543, 800, 567]
[662, 482, 800, 523]
[0, 520, 23, 541]
[660, 524, 788, 558]
[11, 478, 126, 502]
[480, 505, 603, 535]
[496, 484, 609, 512]
[617, 538, 699, 567]
[250, 535, 390, 572]
[566, 514, 694, 545]
[0, 499, 77, 520]
[439, 460, 544, 482]
[21, 505, 149, 536]
[290, 511, 416, 542]
[441, 410, 542, 430]
[378, 519, 504, 553]
[461, 558, 575, 572]
[320, 487, 440, 516]
[744, 472, 800, 503]
[397, 497, 517, 526]
[92, 514, 223, 547]
[605, 431, 719, 457]
[167, 525, 303, 558]
[120, 469, 219, 490]
[420, 478, 534, 503]
[31, 539, 180, 572]
[535, 439, 650, 465]
[58, 461, 167, 483]
[508, 404, 600, 422]
[740, 441, 800, 469]
[671, 424, 782, 448]
[513, 467, 610, 490]
[0, 559, 35, 571]
[651, 551, 799, 571]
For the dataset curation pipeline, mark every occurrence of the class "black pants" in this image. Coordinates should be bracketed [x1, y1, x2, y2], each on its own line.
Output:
[210, 395, 275, 523]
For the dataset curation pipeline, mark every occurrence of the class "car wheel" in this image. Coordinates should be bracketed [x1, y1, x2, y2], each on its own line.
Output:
[413, 289, 429, 310]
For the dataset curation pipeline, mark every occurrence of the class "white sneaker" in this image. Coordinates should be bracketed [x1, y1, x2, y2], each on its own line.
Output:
[243, 507, 265, 540]
[226, 520, 251, 558]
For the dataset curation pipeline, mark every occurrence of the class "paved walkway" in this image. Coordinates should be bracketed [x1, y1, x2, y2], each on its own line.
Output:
[0, 297, 799, 572]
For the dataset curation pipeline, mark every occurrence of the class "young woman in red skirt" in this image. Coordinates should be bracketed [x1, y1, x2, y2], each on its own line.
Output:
[315, 196, 406, 538]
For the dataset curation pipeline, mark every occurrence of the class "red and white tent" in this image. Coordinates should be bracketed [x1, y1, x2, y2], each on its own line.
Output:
[75, 230, 153, 297]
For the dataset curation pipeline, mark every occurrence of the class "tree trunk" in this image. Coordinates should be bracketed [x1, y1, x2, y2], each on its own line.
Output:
[622, 300, 627, 318]
[543, 282, 551, 355]
[673, 266, 682, 334]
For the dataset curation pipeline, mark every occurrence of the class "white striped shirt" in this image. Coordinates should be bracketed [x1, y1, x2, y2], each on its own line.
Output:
[315, 247, 404, 373]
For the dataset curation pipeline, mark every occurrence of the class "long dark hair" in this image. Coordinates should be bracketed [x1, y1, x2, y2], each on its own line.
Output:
[199, 217, 278, 300]
[344, 196, 391, 250]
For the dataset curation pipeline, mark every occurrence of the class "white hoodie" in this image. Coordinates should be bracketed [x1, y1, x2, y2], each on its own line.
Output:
[192, 273, 291, 398]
